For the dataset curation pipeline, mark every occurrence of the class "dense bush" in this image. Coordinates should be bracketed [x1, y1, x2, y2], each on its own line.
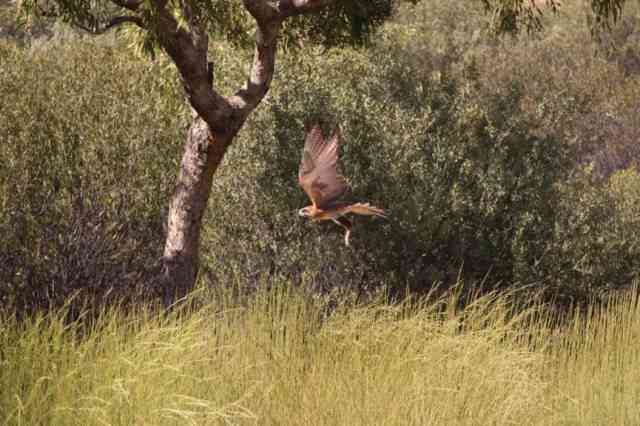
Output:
[204, 49, 569, 298]
[202, 0, 640, 301]
[1, 0, 640, 310]
[0, 35, 187, 310]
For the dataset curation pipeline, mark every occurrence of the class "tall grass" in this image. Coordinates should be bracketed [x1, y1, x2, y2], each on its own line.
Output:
[546, 288, 640, 424]
[2, 283, 639, 425]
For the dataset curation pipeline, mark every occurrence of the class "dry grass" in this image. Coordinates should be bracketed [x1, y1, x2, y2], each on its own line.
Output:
[1, 283, 639, 425]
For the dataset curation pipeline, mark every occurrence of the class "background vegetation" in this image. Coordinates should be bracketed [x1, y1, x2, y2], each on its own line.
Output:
[3, 0, 640, 309]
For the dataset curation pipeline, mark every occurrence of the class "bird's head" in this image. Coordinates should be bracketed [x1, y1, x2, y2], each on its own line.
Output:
[298, 207, 312, 217]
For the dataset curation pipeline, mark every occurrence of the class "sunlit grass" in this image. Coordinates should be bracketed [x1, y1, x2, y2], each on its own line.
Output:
[545, 289, 640, 424]
[1, 283, 639, 425]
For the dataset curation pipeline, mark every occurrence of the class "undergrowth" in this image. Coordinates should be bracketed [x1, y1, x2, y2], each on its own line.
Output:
[1, 283, 639, 425]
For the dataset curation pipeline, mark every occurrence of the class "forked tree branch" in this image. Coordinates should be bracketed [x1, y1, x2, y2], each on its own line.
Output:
[146, 0, 338, 136]
[150, 0, 232, 132]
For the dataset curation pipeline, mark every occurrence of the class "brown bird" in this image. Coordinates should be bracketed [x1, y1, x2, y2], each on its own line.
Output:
[298, 124, 386, 246]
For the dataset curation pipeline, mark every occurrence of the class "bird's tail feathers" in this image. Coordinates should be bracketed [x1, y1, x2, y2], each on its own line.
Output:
[347, 203, 387, 218]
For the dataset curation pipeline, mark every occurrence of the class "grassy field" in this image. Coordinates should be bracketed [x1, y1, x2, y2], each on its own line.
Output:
[2, 284, 639, 425]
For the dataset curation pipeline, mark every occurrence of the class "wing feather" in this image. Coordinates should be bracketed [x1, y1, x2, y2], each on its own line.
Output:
[298, 125, 348, 208]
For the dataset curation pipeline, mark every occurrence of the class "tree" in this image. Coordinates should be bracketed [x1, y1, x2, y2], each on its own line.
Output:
[16, 0, 627, 305]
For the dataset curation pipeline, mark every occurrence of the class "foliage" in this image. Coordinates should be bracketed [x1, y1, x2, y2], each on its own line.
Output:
[1, 0, 640, 310]
[481, 0, 627, 34]
[207, 45, 570, 296]
[16, 0, 420, 51]
[0, 35, 187, 310]
[202, 0, 640, 301]
[13, 0, 629, 46]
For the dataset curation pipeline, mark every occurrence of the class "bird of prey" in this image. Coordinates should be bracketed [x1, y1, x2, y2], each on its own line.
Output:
[298, 124, 386, 246]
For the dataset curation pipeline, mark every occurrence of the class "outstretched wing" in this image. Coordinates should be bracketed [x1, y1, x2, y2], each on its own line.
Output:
[298, 124, 348, 208]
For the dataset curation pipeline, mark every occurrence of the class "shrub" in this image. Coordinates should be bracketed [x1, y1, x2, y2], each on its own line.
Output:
[202, 45, 572, 297]
[201, 0, 640, 301]
[0, 35, 187, 310]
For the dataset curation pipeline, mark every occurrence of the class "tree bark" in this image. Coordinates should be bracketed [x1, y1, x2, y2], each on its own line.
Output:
[156, 0, 335, 305]
[160, 118, 231, 305]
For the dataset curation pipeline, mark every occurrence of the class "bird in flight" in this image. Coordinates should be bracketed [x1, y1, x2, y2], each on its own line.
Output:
[298, 124, 386, 246]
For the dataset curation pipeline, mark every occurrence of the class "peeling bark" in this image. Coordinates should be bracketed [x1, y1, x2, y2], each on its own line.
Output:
[161, 118, 230, 305]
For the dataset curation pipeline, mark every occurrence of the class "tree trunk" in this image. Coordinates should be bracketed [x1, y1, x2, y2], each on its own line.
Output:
[160, 117, 230, 306]
[153, 0, 323, 305]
